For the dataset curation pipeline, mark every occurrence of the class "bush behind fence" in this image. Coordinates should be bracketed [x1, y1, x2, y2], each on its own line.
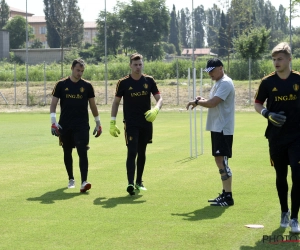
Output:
[3, 58, 300, 82]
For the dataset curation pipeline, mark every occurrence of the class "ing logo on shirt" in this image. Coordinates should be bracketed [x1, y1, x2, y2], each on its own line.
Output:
[143, 83, 148, 89]
[65, 88, 69, 91]
[272, 87, 278, 92]
[293, 84, 299, 91]
[131, 91, 148, 97]
[274, 94, 297, 101]
[80, 87, 85, 93]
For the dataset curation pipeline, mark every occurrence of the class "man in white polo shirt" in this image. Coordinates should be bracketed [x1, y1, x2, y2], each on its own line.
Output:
[186, 58, 235, 206]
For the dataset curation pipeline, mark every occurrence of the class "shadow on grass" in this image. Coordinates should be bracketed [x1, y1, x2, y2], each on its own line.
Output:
[175, 157, 198, 164]
[171, 205, 227, 221]
[27, 187, 82, 204]
[93, 193, 146, 208]
[240, 227, 300, 249]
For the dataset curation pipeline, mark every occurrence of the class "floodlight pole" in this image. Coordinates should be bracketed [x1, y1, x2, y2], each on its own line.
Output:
[26, 0, 29, 106]
[104, 0, 108, 104]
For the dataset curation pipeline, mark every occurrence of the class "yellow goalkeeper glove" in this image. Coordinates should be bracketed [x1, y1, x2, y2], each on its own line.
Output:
[109, 120, 120, 137]
[144, 107, 159, 122]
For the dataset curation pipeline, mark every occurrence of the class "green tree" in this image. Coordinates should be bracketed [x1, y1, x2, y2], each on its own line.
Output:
[43, 0, 84, 48]
[120, 0, 170, 60]
[233, 27, 270, 60]
[169, 5, 180, 55]
[179, 9, 188, 48]
[30, 39, 43, 48]
[218, 11, 227, 57]
[0, 0, 9, 29]
[4, 16, 34, 49]
[44, 0, 60, 47]
[95, 11, 123, 56]
[206, 4, 221, 52]
[43, 0, 84, 76]
[194, 5, 205, 48]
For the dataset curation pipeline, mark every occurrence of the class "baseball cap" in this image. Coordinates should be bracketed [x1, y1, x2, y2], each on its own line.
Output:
[203, 58, 223, 72]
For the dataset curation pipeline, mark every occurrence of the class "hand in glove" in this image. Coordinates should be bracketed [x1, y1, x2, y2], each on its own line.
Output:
[144, 107, 159, 122]
[262, 110, 286, 127]
[51, 123, 62, 136]
[93, 120, 102, 138]
[110, 120, 120, 137]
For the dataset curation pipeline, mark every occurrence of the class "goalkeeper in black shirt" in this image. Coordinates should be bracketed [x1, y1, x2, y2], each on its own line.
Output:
[50, 59, 102, 193]
[110, 53, 163, 195]
[254, 42, 300, 233]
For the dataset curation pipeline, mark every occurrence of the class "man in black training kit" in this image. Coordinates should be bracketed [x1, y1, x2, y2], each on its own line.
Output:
[110, 53, 163, 195]
[50, 58, 102, 193]
[254, 42, 300, 233]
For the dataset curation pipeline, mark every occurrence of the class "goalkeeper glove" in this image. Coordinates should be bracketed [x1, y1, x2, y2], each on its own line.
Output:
[144, 107, 159, 122]
[51, 123, 62, 136]
[110, 120, 120, 137]
[93, 120, 102, 138]
[50, 113, 62, 136]
[261, 109, 286, 127]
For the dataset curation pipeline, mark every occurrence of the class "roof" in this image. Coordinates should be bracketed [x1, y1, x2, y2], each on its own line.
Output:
[84, 21, 97, 29]
[182, 48, 211, 55]
[9, 6, 34, 16]
[27, 16, 46, 23]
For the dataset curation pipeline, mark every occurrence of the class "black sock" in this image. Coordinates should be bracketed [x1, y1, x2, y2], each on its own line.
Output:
[224, 192, 233, 199]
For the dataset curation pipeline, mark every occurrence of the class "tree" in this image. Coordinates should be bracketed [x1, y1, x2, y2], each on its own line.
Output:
[30, 39, 43, 48]
[44, 0, 84, 48]
[218, 11, 227, 57]
[95, 11, 123, 57]
[44, 0, 84, 76]
[194, 5, 205, 49]
[44, 1, 60, 48]
[0, 0, 9, 29]
[4, 16, 34, 49]
[120, 0, 170, 60]
[169, 5, 180, 55]
[179, 9, 188, 48]
[233, 27, 270, 60]
[206, 4, 221, 52]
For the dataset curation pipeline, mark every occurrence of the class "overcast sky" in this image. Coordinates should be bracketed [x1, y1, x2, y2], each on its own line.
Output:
[4, 0, 299, 26]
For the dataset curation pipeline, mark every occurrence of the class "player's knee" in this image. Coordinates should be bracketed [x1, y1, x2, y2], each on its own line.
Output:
[219, 156, 232, 181]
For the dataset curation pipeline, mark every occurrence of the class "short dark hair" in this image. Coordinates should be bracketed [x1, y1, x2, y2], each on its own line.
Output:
[71, 58, 85, 68]
[130, 53, 143, 64]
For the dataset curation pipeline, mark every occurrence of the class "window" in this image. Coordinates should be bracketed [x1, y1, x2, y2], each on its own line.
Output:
[39, 26, 47, 34]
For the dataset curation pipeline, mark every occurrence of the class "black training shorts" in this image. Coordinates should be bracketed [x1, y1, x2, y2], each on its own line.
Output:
[269, 138, 300, 169]
[211, 131, 233, 158]
[59, 126, 90, 150]
[124, 122, 153, 146]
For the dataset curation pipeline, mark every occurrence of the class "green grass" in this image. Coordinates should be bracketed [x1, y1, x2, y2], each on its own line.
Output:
[0, 111, 298, 250]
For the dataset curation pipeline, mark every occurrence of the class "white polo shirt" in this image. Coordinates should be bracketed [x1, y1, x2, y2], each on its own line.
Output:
[206, 74, 235, 135]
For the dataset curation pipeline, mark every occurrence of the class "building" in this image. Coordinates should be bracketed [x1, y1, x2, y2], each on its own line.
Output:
[7, 6, 96, 47]
[9, 7, 34, 18]
[84, 22, 97, 45]
[27, 16, 48, 48]
[11, 48, 71, 65]
[181, 48, 218, 57]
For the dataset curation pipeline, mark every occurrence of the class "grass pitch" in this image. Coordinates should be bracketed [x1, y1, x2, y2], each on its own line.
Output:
[0, 111, 298, 250]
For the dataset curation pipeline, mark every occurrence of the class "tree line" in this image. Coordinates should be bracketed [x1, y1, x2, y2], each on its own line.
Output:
[1, 0, 300, 63]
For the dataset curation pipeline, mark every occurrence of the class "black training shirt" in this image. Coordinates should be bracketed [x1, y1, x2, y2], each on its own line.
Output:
[115, 74, 160, 126]
[255, 71, 300, 142]
[52, 77, 95, 128]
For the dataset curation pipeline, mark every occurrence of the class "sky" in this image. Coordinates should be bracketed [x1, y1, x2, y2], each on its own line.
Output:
[5, 0, 295, 22]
